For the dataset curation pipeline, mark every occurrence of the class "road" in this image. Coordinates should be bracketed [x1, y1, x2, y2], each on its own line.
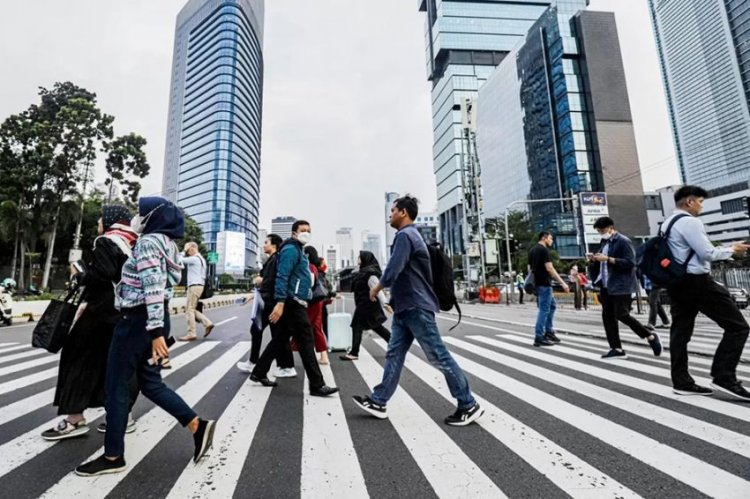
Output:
[0, 298, 749, 498]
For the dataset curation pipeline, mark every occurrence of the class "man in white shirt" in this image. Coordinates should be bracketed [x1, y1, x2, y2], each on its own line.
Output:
[180, 242, 214, 341]
[663, 186, 750, 399]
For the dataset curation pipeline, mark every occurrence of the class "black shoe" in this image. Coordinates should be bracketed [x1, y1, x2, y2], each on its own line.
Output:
[533, 338, 555, 347]
[645, 323, 656, 332]
[711, 380, 750, 401]
[249, 373, 277, 387]
[656, 323, 670, 329]
[673, 384, 713, 396]
[193, 419, 216, 463]
[75, 455, 127, 477]
[445, 403, 485, 426]
[648, 333, 662, 357]
[544, 331, 561, 344]
[352, 395, 388, 419]
[309, 385, 339, 397]
[601, 349, 628, 360]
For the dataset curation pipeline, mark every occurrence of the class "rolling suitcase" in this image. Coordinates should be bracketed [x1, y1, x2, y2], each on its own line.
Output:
[327, 298, 352, 352]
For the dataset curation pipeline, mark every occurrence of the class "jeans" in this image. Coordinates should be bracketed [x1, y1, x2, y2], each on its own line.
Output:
[371, 308, 476, 410]
[105, 305, 196, 458]
[599, 289, 652, 350]
[647, 289, 669, 326]
[534, 286, 556, 341]
[667, 274, 749, 388]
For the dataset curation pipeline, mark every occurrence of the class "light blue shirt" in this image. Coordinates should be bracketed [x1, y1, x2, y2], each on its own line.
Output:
[663, 209, 734, 275]
[181, 253, 206, 286]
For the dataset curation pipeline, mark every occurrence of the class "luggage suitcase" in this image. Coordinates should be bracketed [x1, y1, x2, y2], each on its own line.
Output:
[327, 299, 352, 352]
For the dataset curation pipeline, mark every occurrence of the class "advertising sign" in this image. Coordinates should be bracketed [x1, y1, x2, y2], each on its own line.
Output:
[579, 192, 609, 247]
[216, 231, 246, 275]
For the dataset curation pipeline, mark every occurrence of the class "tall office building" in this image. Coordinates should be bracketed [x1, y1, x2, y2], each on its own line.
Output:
[325, 245, 341, 273]
[384, 192, 399, 260]
[362, 233, 383, 264]
[649, 0, 750, 190]
[162, 0, 265, 266]
[418, 0, 551, 255]
[271, 216, 296, 240]
[336, 228, 354, 268]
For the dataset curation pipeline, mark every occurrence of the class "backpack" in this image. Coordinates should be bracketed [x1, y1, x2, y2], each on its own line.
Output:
[262, 241, 303, 301]
[636, 214, 695, 288]
[198, 255, 214, 299]
[426, 243, 462, 330]
[523, 272, 536, 295]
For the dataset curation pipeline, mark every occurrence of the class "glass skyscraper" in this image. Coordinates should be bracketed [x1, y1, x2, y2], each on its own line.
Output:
[162, 0, 264, 265]
[649, 0, 750, 190]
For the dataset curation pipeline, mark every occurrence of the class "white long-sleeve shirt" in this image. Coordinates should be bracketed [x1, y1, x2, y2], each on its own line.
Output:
[181, 253, 206, 286]
[663, 209, 734, 275]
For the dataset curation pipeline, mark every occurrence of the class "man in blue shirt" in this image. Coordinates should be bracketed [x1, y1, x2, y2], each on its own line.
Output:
[353, 195, 483, 426]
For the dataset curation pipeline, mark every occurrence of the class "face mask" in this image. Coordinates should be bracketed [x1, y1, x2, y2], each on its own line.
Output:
[600, 232, 612, 240]
[297, 232, 312, 246]
[130, 204, 164, 234]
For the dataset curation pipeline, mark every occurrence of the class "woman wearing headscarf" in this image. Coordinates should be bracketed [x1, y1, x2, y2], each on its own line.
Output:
[75, 197, 215, 476]
[42, 204, 140, 441]
[303, 245, 329, 365]
[340, 251, 392, 361]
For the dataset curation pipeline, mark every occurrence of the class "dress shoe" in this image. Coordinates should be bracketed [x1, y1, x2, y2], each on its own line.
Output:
[309, 385, 339, 397]
[249, 373, 277, 387]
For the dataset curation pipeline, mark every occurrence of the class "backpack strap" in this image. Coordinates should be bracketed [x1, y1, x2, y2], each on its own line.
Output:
[661, 213, 695, 267]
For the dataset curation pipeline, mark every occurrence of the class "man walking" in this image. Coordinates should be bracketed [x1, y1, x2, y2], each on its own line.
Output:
[529, 232, 569, 347]
[353, 195, 483, 426]
[642, 273, 670, 329]
[588, 217, 662, 359]
[249, 221, 338, 397]
[662, 186, 750, 399]
[180, 242, 214, 341]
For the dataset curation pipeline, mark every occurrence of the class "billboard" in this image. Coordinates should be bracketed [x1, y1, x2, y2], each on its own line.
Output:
[579, 192, 609, 247]
[216, 231, 246, 275]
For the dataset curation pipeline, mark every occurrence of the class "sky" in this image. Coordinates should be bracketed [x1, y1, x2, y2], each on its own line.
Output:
[0, 0, 680, 254]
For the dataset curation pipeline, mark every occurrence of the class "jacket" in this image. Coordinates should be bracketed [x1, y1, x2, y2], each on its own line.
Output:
[274, 239, 312, 304]
[258, 252, 278, 303]
[79, 236, 130, 325]
[590, 232, 638, 296]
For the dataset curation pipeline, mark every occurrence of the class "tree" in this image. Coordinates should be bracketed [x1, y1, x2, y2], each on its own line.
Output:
[104, 133, 150, 203]
[488, 211, 537, 273]
[177, 212, 208, 256]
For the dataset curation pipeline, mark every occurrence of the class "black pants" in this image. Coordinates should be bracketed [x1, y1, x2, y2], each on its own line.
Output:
[252, 300, 325, 389]
[518, 288, 524, 304]
[599, 289, 652, 350]
[667, 274, 749, 388]
[647, 289, 669, 326]
[322, 305, 329, 339]
[249, 301, 294, 368]
[350, 324, 391, 357]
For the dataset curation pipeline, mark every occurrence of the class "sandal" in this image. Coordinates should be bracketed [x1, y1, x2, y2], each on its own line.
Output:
[339, 354, 358, 361]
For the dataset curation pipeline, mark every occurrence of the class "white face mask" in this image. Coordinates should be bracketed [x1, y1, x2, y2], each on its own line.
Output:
[297, 232, 312, 246]
[600, 232, 612, 240]
[130, 204, 164, 235]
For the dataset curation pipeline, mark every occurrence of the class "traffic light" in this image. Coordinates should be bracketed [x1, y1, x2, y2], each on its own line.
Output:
[510, 239, 520, 254]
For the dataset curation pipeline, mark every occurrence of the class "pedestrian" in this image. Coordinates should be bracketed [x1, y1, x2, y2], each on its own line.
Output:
[303, 245, 329, 365]
[236, 234, 297, 378]
[570, 265, 582, 310]
[529, 231, 569, 347]
[42, 205, 140, 441]
[579, 271, 589, 310]
[588, 216, 662, 360]
[340, 250, 392, 361]
[516, 272, 525, 304]
[641, 273, 670, 329]
[248, 220, 338, 397]
[319, 258, 335, 338]
[353, 195, 484, 426]
[75, 197, 215, 476]
[179, 242, 214, 341]
[662, 186, 750, 399]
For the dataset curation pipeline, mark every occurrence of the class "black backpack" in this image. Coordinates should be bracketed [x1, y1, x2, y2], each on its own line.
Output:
[198, 255, 214, 299]
[426, 243, 462, 330]
[637, 214, 694, 288]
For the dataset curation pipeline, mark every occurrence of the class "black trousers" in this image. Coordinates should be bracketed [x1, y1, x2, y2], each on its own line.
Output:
[647, 289, 669, 326]
[599, 289, 652, 350]
[349, 324, 391, 357]
[249, 301, 294, 368]
[667, 274, 749, 388]
[252, 300, 325, 389]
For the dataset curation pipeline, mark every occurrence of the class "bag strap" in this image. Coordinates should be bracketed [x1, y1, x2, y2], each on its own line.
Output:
[449, 301, 462, 331]
[661, 213, 695, 267]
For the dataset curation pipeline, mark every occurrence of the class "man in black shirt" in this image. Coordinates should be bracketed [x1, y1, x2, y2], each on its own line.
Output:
[529, 232, 569, 346]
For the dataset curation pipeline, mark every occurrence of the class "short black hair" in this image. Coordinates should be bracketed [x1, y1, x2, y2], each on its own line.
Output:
[393, 195, 419, 220]
[267, 233, 283, 250]
[593, 216, 615, 230]
[304, 245, 321, 268]
[674, 185, 708, 203]
[292, 220, 310, 233]
[538, 231, 551, 241]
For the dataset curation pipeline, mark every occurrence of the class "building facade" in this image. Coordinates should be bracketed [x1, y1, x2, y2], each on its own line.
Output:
[336, 228, 355, 268]
[162, 0, 265, 266]
[362, 233, 383, 264]
[271, 216, 296, 240]
[325, 244, 340, 274]
[648, 0, 750, 190]
[415, 209, 440, 245]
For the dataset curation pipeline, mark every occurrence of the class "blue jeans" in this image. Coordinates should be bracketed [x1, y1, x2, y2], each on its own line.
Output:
[105, 305, 196, 458]
[371, 308, 476, 410]
[534, 286, 557, 341]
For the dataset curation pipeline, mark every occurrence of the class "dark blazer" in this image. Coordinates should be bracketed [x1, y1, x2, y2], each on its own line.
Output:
[590, 232, 638, 296]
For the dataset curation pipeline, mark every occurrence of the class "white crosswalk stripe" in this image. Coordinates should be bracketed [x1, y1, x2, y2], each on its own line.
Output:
[0, 348, 50, 366]
[0, 344, 30, 355]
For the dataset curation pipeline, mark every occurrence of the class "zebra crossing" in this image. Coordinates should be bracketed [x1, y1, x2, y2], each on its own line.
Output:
[0, 315, 749, 498]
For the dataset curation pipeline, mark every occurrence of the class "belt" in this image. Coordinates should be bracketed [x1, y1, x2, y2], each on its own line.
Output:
[188, 284, 204, 287]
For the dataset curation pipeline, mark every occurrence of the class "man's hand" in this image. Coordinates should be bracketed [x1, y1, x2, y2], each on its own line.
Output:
[731, 242, 750, 258]
[593, 253, 608, 263]
[370, 284, 384, 302]
[152, 336, 169, 366]
[269, 302, 285, 323]
[253, 276, 263, 286]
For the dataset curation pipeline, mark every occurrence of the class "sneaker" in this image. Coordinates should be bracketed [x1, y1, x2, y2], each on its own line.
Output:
[97, 417, 136, 434]
[673, 384, 713, 396]
[236, 360, 255, 373]
[445, 403, 485, 427]
[274, 367, 298, 378]
[544, 331, 561, 344]
[41, 419, 89, 441]
[648, 333, 662, 357]
[193, 419, 216, 463]
[601, 349, 628, 360]
[75, 454, 127, 476]
[533, 338, 555, 347]
[352, 395, 388, 419]
[711, 380, 750, 401]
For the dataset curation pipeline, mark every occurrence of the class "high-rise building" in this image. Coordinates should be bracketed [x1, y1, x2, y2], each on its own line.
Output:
[418, 0, 552, 255]
[271, 216, 296, 240]
[255, 228, 267, 267]
[335, 228, 354, 268]
[325, 244, 340, 273]
[362, 233, 383, 264]
[415, 209, 440, 245]
[648, 0, 750, 190]
[162, 0, 265, 266]
[384, 192, 399, 260]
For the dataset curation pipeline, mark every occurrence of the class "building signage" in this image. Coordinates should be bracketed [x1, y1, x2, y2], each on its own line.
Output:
[579, 192, 609, 247]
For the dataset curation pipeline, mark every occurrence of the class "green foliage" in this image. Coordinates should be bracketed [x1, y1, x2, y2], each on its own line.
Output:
[177, 212, 208, 255]
[104, 133, 149, 203]
[218, 273, 236, 285]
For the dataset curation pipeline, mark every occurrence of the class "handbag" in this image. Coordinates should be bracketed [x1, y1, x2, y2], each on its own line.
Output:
[32, 285, 84, 353]
[523, 272, 536, 295]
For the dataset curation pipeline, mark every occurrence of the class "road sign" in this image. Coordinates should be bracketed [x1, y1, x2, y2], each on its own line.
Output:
[207, 251, 219, 264]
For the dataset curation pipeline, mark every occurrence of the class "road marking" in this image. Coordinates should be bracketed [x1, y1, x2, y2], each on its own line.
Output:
[0, 355, 58, 377]
[215, 316, 237, 327]
[0, 345, 28, 355]
[352, 347, 505, 498]
[301, 364, 368, 499]
[0, 349, 51, 366]
[0, 368, 57, 396]
[0, 342, 19, 347]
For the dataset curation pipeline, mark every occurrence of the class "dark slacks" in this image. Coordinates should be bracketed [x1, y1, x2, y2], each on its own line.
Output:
[349, 324, 391, 357]
[647, 289, 669, 326]
[249, 301, 294, 368]
[599, 288, 652, 350]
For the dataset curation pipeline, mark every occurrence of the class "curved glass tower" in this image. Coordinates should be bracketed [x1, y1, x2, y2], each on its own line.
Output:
[162, 0, 264, 266]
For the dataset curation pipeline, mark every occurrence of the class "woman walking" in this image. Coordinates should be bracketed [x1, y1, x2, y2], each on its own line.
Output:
[340, 251, 391, 361]
[304, 246, 329, 365]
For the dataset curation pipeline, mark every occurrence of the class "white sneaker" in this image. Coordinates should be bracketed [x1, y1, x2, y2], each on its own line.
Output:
[274, 367, 298, 378]
[236, 361, 254, 373]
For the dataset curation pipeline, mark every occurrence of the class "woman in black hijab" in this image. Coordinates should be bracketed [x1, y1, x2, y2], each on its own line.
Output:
[340, 251, 392, 360]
